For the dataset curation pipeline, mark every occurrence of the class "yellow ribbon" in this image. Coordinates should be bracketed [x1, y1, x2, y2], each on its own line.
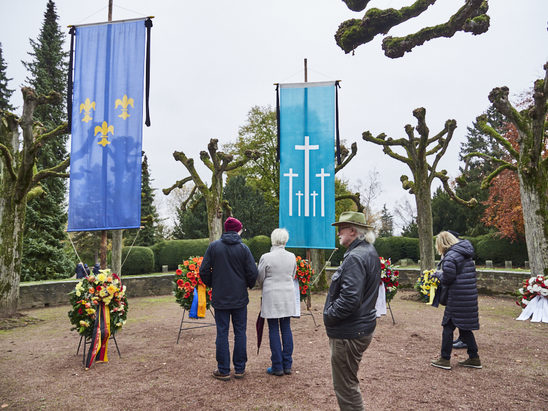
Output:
[197, 284, 206, 318]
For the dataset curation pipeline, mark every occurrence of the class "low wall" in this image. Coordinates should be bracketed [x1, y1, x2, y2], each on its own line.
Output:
[19, 268, 529, 310]
[325, 267, 528, 295]
[19, 275, 174, 310]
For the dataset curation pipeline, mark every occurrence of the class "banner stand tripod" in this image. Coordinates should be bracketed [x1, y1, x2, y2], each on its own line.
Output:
[176, 308, 216, 344]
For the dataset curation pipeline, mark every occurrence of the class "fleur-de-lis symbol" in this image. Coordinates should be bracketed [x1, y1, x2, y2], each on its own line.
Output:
[114, 95, 134, 120]
[80, 98, 95, 123]
[94, 121, 114, 147]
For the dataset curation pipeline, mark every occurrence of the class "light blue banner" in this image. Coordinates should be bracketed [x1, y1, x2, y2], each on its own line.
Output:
[279, 81, 336, 249]
[68, 20, 146, 231]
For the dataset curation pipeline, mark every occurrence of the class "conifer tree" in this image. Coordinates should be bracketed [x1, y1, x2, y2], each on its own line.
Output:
[125, 153, 159, 246]
[21, 0, 72, 280]
[0, 43, 14, 111]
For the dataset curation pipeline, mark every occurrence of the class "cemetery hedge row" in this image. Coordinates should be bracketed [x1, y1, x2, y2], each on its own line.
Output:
[119, 234, 529, 275]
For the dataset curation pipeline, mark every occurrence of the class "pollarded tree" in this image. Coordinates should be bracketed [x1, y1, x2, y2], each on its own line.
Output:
[363, 107, 476, 271]
[0, 88, 69, 316]
[163, 138, 259, 242]
[335, 0, 490, 58]
[21, 0, 72, 281]
[467, 62, 548, 276]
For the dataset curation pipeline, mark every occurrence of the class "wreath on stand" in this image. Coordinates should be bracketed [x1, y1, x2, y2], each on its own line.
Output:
[68, 270, 128, 339]
[380, 257, 400, 302]
[173, 256, 212, 310]
[295, 256, 313, 301]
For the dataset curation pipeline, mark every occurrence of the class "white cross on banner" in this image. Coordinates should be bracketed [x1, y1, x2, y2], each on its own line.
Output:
[278, 81, 336, 249]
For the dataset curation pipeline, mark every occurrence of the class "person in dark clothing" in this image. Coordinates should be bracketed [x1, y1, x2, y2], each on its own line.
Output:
[92, 263, 100, 275]
[323, 211, 381, 411]
[75, 262, 88, 279]
[200, 217, 258, 381]
[431, 231, 481, 370]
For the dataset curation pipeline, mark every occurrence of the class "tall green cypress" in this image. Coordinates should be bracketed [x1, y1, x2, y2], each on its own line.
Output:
[125, 153, 159, 246]
[0, 43, 14, 111]
[21, 0, 73, 280]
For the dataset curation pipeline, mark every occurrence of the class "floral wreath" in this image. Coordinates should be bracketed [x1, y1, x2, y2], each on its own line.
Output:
[295, 256, 313, 301]
[173, 256, 212, 311]
[68, 269, 128, 339]
[415, 269, 439, 303]
[516, 275, 548, 308]
[379, 257, 400, 302]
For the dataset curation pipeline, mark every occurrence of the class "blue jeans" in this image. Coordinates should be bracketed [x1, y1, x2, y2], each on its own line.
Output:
[267, 317, 293, 372]
[214, 307, 247, 374]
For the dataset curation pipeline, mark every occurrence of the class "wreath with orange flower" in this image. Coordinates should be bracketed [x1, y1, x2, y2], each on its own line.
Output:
[173, 256, 212, 310]
[295, 256, 313, 301]
[68, 270, 128, 339]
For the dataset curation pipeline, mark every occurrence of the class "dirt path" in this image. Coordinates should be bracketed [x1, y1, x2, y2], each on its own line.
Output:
[0, 290, 547, 410]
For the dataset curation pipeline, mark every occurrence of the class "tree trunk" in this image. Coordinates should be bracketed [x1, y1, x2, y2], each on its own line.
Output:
[310, 248, 327, 290]
[206, 196, 223, 243]
[0, 185, 26, 317]
[111, 230, 123, 275]
[415, 183, 435, 272]
[518, 173, 548, 276]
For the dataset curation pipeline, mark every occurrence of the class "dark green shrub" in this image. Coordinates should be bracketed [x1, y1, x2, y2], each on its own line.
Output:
[476, 235, 528, 267]
[374, 237, 419, 263]
[246, 235, 271, 262]
[151, 239, 210, 271]
[121, 246, 154, 275]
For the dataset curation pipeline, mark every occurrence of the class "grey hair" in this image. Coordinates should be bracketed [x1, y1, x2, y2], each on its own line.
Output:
[271, 228, 289, 246]
[355, 226, 376, 244]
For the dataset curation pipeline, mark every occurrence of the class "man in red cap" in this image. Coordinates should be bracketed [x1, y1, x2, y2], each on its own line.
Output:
[200, 217, 258, 381]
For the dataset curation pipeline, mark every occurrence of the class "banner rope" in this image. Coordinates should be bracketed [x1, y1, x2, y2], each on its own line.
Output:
[309, 248, 338, 287]
[120, 227, 142, 271]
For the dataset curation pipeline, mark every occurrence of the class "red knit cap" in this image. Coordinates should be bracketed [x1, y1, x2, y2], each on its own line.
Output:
[224, 217, 242, 232]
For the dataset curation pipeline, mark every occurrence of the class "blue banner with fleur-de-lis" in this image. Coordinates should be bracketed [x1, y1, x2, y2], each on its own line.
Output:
[68, 20, 146, 231]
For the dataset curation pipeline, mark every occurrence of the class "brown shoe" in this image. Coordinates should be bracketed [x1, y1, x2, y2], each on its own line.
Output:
[234, 370, 245, 379]
[430, 357, 451, 370]
[458, 357, 482, 369]
[213, 369, 230, 381]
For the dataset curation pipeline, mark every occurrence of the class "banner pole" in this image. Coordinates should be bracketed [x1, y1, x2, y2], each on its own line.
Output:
[99, 0, 113, 271]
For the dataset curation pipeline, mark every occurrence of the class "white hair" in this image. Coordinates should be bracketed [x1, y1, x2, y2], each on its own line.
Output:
[271, 228, 289, 246]
[355, 226, 376, 244]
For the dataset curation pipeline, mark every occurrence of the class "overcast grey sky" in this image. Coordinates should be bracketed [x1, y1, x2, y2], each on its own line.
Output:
[1, 0, 547, 230]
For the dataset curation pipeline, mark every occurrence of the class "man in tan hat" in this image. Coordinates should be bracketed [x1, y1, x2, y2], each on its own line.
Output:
[323, 211, 381, 410]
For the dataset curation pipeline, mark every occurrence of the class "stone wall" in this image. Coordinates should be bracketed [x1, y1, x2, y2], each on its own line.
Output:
[19, 268, 528, 310]
[325, 267, 528, 296]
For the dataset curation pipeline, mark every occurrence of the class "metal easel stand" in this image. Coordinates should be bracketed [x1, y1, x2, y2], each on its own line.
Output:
[387, 299, 396, 325]
[77, 333, 122, 365]
[176, 308, 216, 344]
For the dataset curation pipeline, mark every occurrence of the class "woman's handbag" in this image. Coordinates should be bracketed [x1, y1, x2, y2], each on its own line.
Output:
[438, 283, 448, 306]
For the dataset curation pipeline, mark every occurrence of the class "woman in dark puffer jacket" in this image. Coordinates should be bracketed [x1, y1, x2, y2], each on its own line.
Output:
[431, 231, 482, 370]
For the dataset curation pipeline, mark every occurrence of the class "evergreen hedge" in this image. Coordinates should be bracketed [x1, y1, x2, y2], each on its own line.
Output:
[374, 237, 420, 263]
[475, 234, 528, 266]
[245, 235, 271, 262]
[121, 246, 154, 275]
[151, 239, 210, 271]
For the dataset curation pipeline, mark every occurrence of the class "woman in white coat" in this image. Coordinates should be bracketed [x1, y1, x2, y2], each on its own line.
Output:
[257, 228, 297, 376]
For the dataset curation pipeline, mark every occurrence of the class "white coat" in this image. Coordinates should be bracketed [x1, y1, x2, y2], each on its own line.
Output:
[257, 245, 297, 319]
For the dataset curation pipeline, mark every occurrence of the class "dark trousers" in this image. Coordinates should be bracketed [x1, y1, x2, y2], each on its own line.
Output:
[267, 317, 293, 372]
[214, 307, 247, 374]
[441, 318, 479, 360]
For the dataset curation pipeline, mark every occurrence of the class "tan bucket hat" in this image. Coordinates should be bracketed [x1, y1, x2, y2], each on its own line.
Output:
[331, 211, 373, 229]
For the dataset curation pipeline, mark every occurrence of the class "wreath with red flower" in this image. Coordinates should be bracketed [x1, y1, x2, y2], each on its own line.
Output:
[295, 256, 313, 301]
[379, 257, 400, 302]
[68, 270, 128, 339]
[173, 256, 212, 310]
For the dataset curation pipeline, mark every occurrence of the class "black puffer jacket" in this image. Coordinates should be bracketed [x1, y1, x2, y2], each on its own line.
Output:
[323, 239, 381, 339]
[200, 232, 258, 310]
[440, 240, 479, 330]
